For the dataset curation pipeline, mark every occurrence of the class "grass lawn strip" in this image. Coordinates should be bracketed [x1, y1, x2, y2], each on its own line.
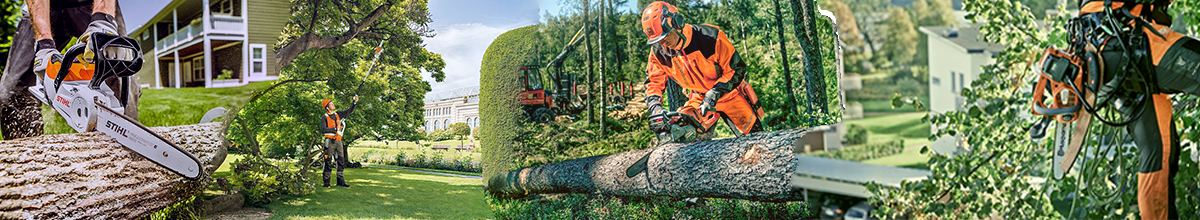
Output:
[264, 167, 492, 220]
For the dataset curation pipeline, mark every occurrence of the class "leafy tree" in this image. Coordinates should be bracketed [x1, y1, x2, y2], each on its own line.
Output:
[879, 7, 917, 67]
[449, 122, 470, 145]
[842, 0, 890, 53]
[274, 0, 446, 77]
[910, 0, 957, 27]
[227, 0, 443, 165]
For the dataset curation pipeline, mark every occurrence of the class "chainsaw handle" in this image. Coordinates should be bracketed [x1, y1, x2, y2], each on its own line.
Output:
[53, 43, 87, 90]
[87, 33, 143, 91]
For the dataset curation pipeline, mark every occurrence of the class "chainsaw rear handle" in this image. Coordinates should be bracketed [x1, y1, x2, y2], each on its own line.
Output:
[53, 32, 143, 91]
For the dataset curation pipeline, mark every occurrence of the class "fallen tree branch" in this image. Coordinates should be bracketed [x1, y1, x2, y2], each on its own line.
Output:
[0, 123, 227, 219]
[486, 128, 808, 202]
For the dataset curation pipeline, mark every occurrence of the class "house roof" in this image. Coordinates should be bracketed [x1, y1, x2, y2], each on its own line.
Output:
[918, 24, 1006, 54]
[424, 86, 479, 103]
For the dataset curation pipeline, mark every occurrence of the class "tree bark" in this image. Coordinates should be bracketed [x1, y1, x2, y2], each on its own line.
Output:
[0, 123, 227, 219]
[485, 128, 807, 202]
[791, 0, 828, 115]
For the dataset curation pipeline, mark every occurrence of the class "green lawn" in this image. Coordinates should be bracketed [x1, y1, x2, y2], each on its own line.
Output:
[40, 81, 273, 134]
[843, 112, 932, 168]
[264, 167, 491, 220]
[209, 154, 492, 219]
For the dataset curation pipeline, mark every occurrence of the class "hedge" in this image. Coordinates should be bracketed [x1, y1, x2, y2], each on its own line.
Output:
[479, 25, 541, 180]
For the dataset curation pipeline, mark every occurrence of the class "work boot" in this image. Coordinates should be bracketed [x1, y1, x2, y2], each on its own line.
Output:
[336, 176, 351, 188]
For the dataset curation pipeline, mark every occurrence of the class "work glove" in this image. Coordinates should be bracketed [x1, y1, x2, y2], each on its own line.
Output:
[32, 39, 62, 79]
[699, 82, 731, 117]
[646, 95, 668, 131]
[79, 13, 130, 63]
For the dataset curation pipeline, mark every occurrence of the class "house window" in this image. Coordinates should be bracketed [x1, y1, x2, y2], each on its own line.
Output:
[950, 72, 957, 93]
[249, 44, 266, 76]
[959, 73, 966, 91]
[210, 0, 242, 16]
[931, 76, 940, 85]
[192, 57, 205, 80]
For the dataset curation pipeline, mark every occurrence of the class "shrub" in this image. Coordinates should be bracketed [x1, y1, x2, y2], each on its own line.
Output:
[427, 129, 455, 141]
[480, 25, 541, 179]
[228, 156, 314, 205]
[812, 140, 905, 162]
[844, 124, 869, 145]
[389, 151, 482, 173]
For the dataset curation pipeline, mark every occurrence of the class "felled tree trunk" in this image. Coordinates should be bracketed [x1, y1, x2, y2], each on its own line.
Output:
[0, 123, 227, 219]
[486, 128, 807, 202]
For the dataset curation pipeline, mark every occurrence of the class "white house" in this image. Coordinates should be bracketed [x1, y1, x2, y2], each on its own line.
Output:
[424, 86, 480, 134]
[919, 24, 1004, 154]
[127, 0, 289, 89]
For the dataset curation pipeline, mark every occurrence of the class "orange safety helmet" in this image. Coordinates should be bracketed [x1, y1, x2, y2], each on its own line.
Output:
[641, 1, 681, 45]
[321, 99, 333, 109]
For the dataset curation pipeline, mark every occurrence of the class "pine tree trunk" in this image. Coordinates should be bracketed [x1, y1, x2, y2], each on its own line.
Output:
[0, 123, 227, 219]
[485, 128, 807, 202]
[791, 0, 828, 115]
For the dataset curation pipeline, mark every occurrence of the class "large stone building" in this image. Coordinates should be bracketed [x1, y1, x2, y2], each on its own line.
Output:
[127, 0, 288, 88]
[424, 86, 479, 134]
[920, 24, 1004, 154]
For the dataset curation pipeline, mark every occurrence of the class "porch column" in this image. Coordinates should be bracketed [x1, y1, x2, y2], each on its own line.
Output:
[173, 51, 181, 89]
[152, 23, 160, 89]
[202, 0, 212, 88]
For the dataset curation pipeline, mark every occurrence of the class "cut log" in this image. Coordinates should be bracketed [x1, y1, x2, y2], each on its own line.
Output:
[486, 128, 807, 202]
[0, 123, 227, 219]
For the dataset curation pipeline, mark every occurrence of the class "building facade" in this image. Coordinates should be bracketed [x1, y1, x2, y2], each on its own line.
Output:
[920, 24, 1004, 154]
[127, 0, 288, 89]
[424, 86, 480, 134]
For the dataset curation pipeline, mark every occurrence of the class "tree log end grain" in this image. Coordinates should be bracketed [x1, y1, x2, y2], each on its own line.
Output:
[0, 123, 226, 219]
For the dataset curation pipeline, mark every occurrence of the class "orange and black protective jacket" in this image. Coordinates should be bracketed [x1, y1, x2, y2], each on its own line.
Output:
[645, 23, 748, 107]
[319, 102, 357, 141]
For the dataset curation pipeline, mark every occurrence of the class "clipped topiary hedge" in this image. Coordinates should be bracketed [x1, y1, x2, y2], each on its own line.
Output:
[479, 25, 541, 181]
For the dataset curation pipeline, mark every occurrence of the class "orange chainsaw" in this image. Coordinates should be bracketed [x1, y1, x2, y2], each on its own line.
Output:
[27, 32, 203, 180]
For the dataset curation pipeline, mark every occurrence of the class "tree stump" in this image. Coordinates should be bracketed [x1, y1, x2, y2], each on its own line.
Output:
[0, 123, 226, 219]
[486, 128, 807, 202]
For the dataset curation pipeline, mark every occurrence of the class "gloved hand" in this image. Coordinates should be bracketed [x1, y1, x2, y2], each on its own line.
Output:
[79, 13, 128, 63]
[699, 83, 730, 116]
[646, 95, 668, 131]
[32, 39, 62, 79]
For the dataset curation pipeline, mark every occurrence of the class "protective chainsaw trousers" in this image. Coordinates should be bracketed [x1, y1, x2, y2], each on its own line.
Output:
[323, 138, 347, 186]
[1128, 94, 1179, 220]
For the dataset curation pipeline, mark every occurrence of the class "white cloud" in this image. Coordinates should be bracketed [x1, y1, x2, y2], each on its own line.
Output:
[422, 23, 510, 94]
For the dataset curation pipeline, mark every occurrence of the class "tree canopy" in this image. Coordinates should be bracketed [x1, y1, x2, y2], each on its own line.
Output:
[226, 0, 443, 159]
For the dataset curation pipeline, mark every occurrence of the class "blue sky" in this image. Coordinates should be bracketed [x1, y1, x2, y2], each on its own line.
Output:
[424, 0, 539, 94]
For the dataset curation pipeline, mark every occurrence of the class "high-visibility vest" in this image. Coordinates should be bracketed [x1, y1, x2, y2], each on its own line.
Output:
[324, 113, 343, 141]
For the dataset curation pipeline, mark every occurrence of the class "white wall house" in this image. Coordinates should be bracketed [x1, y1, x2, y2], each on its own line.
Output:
[424, 86, 480, 134]
[919, 24, 1004, 154]
[127, 0, 288, 89]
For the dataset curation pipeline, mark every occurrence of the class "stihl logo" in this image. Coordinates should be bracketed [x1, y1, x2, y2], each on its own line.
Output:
[106, 121, 128, 137]
[55, 96, 70, 107]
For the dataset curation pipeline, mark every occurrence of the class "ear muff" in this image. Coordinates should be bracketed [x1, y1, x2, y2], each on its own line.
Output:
[661, 7, 680, 30]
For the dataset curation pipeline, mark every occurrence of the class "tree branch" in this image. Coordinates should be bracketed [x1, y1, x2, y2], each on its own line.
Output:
[275, 1, 398, 70]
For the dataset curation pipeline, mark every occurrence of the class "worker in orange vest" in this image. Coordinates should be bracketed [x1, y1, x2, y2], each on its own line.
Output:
[641, 1, 765, 135]
[320, 95, 358, 187]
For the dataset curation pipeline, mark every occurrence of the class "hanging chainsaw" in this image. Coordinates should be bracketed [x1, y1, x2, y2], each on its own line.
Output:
[1029, 0, 1170, 180]
[27, 32, 203, 180]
